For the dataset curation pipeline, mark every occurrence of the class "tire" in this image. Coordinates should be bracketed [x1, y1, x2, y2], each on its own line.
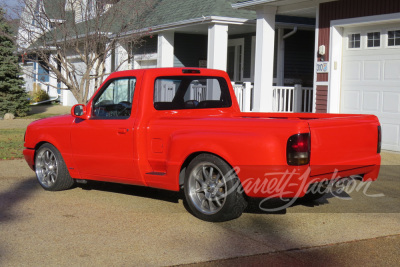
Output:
[35, 143, 74, 191]
[184, 154, 247, 222]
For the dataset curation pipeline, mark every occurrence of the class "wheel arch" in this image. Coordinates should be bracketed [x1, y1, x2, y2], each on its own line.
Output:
[178, 151, 237, 187]
[31, 141, 56, 170]
[33, 141, 76, 178]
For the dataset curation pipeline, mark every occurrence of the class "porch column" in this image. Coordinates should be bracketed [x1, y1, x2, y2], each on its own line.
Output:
[276, 28, 285, 86]
[116, 42, 129, 71]
[48, 54, 59, 98]
[105, 42, 113, 74]
[207, 24, 228, 71]
[157, 32, 175, 67]
[253, 6, 277, 112]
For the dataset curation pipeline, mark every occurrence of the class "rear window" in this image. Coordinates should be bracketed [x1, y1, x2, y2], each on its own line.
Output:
[153, 76, 232, 110]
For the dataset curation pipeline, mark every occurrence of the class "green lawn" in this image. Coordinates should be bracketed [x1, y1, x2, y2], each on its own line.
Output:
[0, 129, 26, 160]
[18, 113, 60, 120]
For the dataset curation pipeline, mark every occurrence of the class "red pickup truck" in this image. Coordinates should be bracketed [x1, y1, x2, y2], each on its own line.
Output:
[23, 68, 381, 222]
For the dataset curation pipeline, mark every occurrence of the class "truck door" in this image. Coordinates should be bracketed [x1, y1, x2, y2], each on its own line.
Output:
[71, 77, 141, 182]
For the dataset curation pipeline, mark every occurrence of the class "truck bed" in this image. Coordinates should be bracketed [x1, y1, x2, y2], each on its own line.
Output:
[238, 112, 381, 180]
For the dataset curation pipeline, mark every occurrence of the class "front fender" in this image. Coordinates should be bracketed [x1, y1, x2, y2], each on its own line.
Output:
[24, 117, 80, 179]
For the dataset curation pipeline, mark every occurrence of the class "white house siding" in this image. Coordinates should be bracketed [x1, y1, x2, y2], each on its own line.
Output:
[61, 58, 86, 106]
[23, 63, 35, 93]
[62, 90, 78, 106]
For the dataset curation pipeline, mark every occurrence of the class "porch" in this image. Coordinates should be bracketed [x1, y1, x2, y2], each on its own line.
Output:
[231, 82, 313, 112]
[116, 15, 316, 112]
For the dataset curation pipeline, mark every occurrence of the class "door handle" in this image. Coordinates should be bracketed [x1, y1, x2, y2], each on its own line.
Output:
[118, 128, 129, 134]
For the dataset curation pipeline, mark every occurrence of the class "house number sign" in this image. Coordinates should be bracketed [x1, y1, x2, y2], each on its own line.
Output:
[316, 61, 330, 73]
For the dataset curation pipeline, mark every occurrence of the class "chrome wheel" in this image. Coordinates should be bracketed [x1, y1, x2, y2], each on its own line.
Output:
[187, 162, 227, 215]
[35, 148, 59, 188]
[184, 154, 247, 222]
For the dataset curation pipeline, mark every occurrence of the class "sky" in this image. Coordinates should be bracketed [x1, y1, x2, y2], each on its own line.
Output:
[1, 0, 24, 18]
[1, 0, 23, 8]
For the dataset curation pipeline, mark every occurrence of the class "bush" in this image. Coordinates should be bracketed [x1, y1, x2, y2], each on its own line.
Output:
[29, 90, 50, 104]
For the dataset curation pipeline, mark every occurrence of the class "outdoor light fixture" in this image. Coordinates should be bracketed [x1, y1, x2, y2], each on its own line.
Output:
[319, 45, 326, 61]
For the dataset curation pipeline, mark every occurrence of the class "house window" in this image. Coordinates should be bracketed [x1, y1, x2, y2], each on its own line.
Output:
[349, 34, 361, 48]
[367, 32, 380, 48]
[388, 30, 400, 46]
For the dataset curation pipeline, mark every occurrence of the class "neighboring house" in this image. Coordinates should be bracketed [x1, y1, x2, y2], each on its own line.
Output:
[233, 0, 400, 152]
[18, 0, 65, 98]
[18, 0, 316, 110]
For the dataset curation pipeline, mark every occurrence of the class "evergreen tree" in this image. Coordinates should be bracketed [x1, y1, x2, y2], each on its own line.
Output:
[0, 8, 29, 117]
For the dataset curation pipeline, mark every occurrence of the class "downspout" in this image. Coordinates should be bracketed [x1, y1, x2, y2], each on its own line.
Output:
[283, 26, 298, 39]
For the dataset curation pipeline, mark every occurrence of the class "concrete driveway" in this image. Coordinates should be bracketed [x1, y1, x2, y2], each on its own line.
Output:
[0, 153, 399, 266]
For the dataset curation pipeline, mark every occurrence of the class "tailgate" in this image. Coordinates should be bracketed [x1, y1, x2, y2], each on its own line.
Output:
[308, 114, 380, 176]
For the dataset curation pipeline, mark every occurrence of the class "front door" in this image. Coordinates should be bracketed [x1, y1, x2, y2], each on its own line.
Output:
[227, 38, 244, 82]
[71, 77, 141, 182]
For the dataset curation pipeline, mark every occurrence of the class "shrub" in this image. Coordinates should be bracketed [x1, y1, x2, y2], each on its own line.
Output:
[0, 8, 30, 117]
[29, 90, 50, 104]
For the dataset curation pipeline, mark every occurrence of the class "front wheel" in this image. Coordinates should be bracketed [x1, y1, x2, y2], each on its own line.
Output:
[35, 143, 74, 191]
[184, 154, 247, 222]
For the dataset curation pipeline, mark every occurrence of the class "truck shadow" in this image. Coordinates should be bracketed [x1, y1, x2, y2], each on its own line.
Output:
[0, 177, 39, 223]
[244, 191, 349, 215]
[77, 180, 348, 215]
[77, 181, 182, 204]
[0, 177, 40, 263]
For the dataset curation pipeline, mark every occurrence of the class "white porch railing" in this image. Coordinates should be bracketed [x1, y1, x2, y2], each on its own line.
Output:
[301, 87, 313, 113]
[273, 86, 295, 112]
[231, 82, 252, 112]
[231, 82, 313, 113]
[190, 83, 207, 102]
[273, 85, 313, 113]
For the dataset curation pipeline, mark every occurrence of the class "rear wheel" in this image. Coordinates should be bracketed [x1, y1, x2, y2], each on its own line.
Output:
[184, 154, 247, 222]
[35, 143, 74, 191]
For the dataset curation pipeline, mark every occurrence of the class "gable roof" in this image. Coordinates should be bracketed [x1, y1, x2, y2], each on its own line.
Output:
[138, 0, 256, 28]
[43, 0, 66, 20]
[28, 0, 257, 49]
[41, 0, 255, 26]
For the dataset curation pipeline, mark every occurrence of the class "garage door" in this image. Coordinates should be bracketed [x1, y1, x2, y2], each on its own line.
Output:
[341, 23, 400, 152]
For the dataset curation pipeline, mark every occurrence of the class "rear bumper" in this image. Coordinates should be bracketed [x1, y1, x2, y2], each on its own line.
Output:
[23, 148, 35, 171]
[239, 159, 381, 199]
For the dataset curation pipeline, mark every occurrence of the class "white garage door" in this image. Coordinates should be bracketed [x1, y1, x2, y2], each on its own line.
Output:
[341, 23, 400, 152]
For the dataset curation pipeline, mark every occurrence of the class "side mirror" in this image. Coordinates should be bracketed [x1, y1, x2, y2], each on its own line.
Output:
[71, 104, 88, 119]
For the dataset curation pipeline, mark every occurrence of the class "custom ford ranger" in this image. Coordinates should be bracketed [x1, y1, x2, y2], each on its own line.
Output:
[24, 68, 381, 221]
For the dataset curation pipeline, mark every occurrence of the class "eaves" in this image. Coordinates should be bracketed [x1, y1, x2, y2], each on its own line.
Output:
[115, 16, 256, 39]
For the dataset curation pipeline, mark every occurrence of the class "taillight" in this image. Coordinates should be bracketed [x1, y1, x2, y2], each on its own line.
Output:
[287, 133, 310, 166]
[377, 126, 382, 153]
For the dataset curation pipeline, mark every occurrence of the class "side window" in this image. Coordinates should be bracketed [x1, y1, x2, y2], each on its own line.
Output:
[348, 33, 361, 49]
[93, 78, 136, 119]
[388, 30, 400, 47]
[153, 76, 231, 110]
[367, 32, 381, 48]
